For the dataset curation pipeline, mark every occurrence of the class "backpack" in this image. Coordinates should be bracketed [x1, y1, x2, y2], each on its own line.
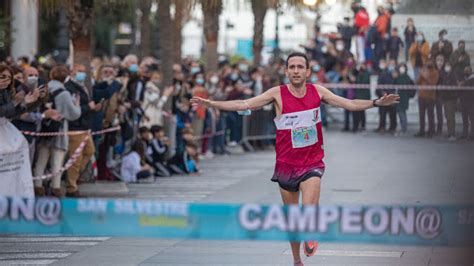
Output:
[40, 88, 65, 136]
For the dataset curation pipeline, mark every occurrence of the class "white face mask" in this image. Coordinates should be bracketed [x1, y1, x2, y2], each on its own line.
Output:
[444, 66, 451, 72]
[336, 43, 344, 51]
[399, 67, 406, 74]
[210, 76, 219, 84]
[27, 76, 38, 87]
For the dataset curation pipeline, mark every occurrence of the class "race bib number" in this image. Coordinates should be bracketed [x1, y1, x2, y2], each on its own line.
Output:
[291, 125, 317, 148]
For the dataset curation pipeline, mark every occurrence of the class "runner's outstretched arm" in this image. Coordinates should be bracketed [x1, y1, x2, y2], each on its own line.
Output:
[315, 84, 400, 111]
[190, 87, 277, 111]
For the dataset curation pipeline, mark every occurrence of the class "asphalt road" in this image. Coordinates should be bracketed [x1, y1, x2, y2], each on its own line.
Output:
[2, 130, 474, 265]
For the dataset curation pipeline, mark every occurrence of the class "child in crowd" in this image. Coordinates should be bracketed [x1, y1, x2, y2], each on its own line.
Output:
[148, 125, 171, 177]
[120, 141, 152, 183]
[168, 141, 200, 175]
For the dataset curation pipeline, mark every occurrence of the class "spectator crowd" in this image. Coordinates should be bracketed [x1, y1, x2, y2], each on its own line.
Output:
[0, 3, 473, 198]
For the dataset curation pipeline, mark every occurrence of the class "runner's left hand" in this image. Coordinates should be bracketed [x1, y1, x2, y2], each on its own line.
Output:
[376, 93, 400, 106]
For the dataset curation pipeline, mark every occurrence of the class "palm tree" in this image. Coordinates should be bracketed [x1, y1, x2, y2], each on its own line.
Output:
[139, 0, 152, 58]
[158, 0, 174, 86]
[251, 0, 275, 66]
[65, 0, 94, 90]
[251, 0, 309, 65]
[201, 0, 222, 72]
[171, 0, 193, 63]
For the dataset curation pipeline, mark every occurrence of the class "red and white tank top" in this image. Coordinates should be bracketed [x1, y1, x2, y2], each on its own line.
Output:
[274, 84, 324, 167]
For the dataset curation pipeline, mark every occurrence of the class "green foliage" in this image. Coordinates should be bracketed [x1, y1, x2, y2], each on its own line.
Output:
[0, 12, 14, 57]
[38, 10, 60, 55]
[229, 54, 245, 65]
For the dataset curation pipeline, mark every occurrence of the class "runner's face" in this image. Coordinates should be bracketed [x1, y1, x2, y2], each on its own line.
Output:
[286, 57, 310, 87]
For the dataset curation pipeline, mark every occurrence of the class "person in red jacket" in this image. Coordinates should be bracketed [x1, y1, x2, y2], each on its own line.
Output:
[354, 5, 370, 63]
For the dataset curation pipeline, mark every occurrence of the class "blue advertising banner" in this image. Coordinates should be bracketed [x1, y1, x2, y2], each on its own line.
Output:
[0, 197, 473, 246]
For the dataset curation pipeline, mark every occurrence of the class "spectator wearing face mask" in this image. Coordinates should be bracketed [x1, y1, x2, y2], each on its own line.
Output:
[409, 32, 430, 80]
[438, 62, 458, 140]
[191, 73, 209, 149]
[0, 64, 40, 120]
[393, 63, 414, 136]
[127, 62, 151, 107]
[12, 66, 55, 147]
[449, 40, 471, 83]
[207, 72, 227, 155]
[91, 65, 122, 134]
[11, 65, 25, 88]
[90, 64, 124, 181]
[375, 59, 397, 134]
[430, 29, 453, 61]
[0, 64, 41, 198]
[34, 65, 81, 197]
[141, 71, 173, 128]
[119, 54, 139, 78]
[64, 64, 99, 197]
[415, 60, 439, 138]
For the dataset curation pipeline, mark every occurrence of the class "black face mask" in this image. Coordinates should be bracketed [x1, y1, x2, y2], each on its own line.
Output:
[14, 79, 22, 88]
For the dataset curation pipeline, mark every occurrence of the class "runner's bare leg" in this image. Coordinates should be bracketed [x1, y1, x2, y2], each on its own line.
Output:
[279, 188, 301, 263]
[300, 176, 321, 205]
[300, 177, 322, 256]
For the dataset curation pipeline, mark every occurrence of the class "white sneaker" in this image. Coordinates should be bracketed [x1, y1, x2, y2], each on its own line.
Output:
[448, 136, 457, 142]
[205, 150, 214, 159]
[228, 141, 238, 147]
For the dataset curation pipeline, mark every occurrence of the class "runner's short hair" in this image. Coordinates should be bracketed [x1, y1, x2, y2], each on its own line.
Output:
[286, 52, 309, 69]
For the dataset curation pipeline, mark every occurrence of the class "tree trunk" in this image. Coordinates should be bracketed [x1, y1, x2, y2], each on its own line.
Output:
[251, 0, 268, 66]
[66, 0, 94, 93]
[139, 0, 152, 58]
[171, 0, 185, 63]
[202, 0, 222, 72]
[158, 0, 173, 86]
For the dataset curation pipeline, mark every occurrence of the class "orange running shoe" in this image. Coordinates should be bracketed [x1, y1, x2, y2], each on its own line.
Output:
[303, 241, 318, 257]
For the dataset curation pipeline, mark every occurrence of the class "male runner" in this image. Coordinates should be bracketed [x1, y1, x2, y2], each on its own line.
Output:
[190, 52, 399, 265]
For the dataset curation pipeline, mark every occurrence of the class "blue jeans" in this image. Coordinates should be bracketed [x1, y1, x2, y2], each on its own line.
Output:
[398, 109, 407, 133]
[226, 111, 242, 142]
